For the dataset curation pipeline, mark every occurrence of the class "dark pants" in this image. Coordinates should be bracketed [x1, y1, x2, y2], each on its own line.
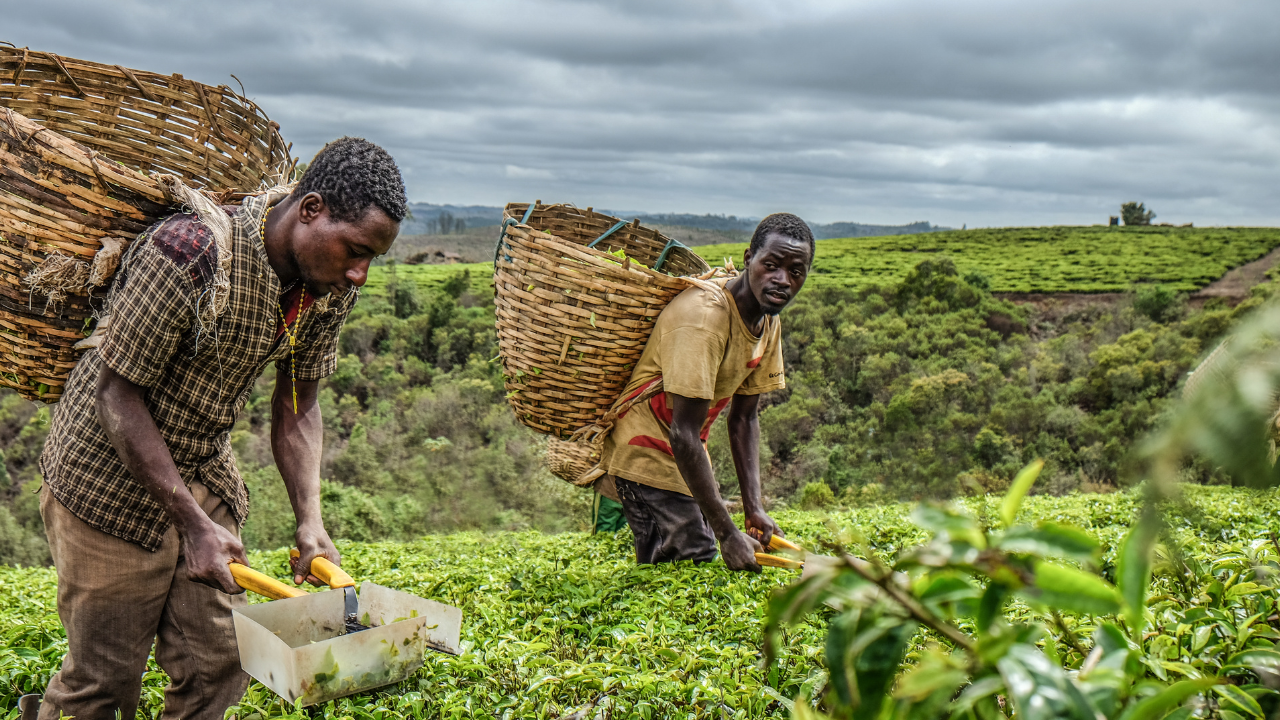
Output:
[612, 475, 718, 564]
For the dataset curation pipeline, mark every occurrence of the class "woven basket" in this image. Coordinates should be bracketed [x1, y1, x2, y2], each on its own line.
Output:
[494, 201, 713, 439]
[0, 47, 292, 401]
[0, 46, 292, 190]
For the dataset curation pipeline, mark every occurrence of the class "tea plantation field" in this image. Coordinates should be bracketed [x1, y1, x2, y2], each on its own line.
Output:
[696, 225, 1280, 293]
[368, 225, 1280, 297]
[2, 486, 1277, 719]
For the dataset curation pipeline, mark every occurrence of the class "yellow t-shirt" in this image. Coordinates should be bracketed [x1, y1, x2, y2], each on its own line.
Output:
[600, 278, 786, 495]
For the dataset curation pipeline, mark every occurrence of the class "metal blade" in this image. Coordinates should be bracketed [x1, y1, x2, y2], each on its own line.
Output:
[342, 586, 369, 634]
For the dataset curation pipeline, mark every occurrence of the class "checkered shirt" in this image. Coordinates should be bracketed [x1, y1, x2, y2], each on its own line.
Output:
[40, 194, 356, 551]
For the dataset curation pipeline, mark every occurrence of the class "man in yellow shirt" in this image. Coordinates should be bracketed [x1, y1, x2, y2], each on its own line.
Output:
[599, 213, 813, 571]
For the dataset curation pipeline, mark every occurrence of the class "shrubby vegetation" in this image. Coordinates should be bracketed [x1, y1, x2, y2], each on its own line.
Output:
[711, 257, 1260, 506]
[0, 251, 1266, 565]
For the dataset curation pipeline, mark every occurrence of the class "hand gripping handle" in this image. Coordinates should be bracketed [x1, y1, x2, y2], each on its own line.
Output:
[289, 548, 355, 589]
[767, 535, 803, 553]
[754, 553, 803, 570]
[229, 562, 307, 600]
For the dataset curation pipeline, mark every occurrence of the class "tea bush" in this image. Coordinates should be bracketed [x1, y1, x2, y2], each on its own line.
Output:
[2, 486, 1279, 718]
[697, 225, 1280, 293]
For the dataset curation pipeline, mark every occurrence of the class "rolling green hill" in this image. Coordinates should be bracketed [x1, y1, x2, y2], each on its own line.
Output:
[366, 225, 1280, 297]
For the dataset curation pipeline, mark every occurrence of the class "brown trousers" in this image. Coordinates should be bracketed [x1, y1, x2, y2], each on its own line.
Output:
[39, 481, 249, 720]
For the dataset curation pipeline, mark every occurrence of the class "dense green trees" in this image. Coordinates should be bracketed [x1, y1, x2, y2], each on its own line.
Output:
[711, 258, 1251, 505]
[0, 259, 1261, 565]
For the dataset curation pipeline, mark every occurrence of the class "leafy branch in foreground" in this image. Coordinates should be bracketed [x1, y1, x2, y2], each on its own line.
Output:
[767, 456, 1280, 719]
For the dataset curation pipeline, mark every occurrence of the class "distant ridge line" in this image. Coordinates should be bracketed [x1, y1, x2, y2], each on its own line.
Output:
[399, 202, 948, 239]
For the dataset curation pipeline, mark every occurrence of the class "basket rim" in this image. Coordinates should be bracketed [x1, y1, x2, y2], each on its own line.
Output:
[498, 202, 711, 280]
[499, 225, 701, 290]
[0, 44, 295, 188]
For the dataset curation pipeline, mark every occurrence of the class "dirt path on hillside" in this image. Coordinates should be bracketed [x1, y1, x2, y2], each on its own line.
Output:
[1190, 245, 1280, 304]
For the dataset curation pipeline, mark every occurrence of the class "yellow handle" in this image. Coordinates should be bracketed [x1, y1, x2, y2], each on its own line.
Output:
[229, 562, 307, 600]
[290, 548, 355, 589]
[768, 535, 803, 553]
[755, 552, 803, 570]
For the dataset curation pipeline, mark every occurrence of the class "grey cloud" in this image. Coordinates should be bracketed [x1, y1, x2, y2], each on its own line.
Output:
[6, 0, 1280, 227]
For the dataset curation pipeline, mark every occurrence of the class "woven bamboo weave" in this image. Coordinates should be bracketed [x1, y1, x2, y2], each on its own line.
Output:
[494, 202, 712, 438]
[0, 45, 292, 191]
[0, 108, 165, 400]
[0, 49, 291, 402]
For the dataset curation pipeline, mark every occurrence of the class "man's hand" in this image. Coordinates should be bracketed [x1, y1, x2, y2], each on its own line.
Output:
[183, 518, 249, 595]
[291, 521, 341, 586]
[720, 530, 763, 573]
[744, 508, 782, 548]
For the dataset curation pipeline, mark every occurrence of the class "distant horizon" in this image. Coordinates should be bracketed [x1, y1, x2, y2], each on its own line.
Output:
[398, 200, 1269, 233]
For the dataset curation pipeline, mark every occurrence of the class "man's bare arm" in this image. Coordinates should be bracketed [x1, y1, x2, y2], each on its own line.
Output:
[270, 369, 340, 585]
[727, 392, 782, 546]
[669, 393, 761, 572]
[96, 366, 246, 593]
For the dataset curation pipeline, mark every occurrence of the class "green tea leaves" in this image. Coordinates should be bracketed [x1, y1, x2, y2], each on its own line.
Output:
[997, 522, 1099, 563]
[1000, 459, 1044, 528]
[1026, 561, 1123, 616]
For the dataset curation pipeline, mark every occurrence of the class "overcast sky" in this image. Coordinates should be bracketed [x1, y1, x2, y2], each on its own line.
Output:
[9, 0, 1280, 227]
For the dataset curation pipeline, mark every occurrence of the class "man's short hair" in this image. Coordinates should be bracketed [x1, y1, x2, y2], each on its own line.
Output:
[749, 213, 814, 261]
[294, 137, 407, 223]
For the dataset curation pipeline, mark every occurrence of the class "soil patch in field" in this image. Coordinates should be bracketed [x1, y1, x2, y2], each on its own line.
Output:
[1188, 244, 1280, 305]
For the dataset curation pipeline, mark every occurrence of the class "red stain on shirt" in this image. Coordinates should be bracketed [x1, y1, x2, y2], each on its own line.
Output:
[701, 397, 732, 441]
[650, 392, 674, 425]
[628, 435, 675, 456]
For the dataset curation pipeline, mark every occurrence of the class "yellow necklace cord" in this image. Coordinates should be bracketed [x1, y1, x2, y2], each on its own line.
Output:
[276, 287, 305, 414]
[264, 204, 304, 414]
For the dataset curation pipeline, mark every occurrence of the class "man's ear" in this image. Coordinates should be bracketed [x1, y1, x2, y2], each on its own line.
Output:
[742, 246, 753, 268]
[297, 192, 327, 224]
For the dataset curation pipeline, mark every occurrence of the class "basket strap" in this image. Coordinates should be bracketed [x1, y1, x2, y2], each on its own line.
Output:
[653, 238, 692, 273]
[494, 202, 540, 271]
[586, 219, 628, 249]
[494, 218, 519, 270]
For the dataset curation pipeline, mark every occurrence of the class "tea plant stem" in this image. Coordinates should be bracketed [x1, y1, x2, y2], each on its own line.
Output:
[840, 552, 977, 654]
[1051, 609, 1088, 660]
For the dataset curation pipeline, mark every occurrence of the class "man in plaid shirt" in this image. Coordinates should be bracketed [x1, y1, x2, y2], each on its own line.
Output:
[35, 138, 406, 720]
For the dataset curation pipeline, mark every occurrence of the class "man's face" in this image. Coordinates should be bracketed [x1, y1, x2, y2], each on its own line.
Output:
[292, 194, 399, 298]
[743, 232, 811, 315]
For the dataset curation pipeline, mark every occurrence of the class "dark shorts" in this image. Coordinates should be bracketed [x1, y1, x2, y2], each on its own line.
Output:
[612, 475, 718, 564]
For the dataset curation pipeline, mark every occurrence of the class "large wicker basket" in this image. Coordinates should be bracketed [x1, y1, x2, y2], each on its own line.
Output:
[494, 202, 713, 438]
[0, 47, 292, 401]
[0, 46, 292, 190]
